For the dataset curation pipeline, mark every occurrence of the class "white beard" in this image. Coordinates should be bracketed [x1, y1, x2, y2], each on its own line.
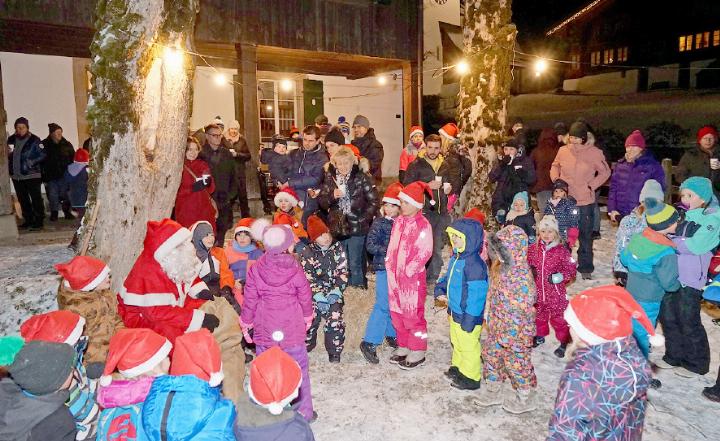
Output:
[159, 241, 201, 285]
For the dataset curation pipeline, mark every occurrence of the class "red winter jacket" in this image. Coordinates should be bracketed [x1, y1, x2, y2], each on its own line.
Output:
[527, 240, 577, 305]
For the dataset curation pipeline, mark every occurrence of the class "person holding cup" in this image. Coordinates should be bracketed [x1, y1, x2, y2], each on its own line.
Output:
[317, 146, 379, 288]
[607, 130, 665, 223]
[677, 125, 720, 191]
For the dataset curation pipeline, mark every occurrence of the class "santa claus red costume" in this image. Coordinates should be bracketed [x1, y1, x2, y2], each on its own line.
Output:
[117, 219, 216, 343]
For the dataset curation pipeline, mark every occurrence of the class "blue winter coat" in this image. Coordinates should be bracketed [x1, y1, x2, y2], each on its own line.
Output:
[8, 133, 45, 179]
[544, 197, 579, 239]
[608, 151, 665, 216]
[366, 216, 394, 271]
[260, 148, 291, 184]
[434, 219, 489, 332]
[65, 163, 88, 208]
[141, 375, 236, 441]
[286, 145, 328, 215]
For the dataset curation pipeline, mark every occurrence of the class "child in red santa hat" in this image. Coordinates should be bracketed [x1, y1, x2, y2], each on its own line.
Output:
[273, 187, 309, 246]
[385, 181, 434, 370]
[399, 126, 425, 182]
[548, 285, 655, 440]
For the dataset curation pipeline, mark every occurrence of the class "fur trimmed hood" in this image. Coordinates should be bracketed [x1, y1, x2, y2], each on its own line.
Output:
[323, 158, 370, 174]
[488, 225, 528, 271]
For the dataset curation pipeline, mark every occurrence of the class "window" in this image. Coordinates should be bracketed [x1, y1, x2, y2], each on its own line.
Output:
[679, 36, 686, 52]
[617, 47, 628, 62]
[591, 51, 601, 66]
[257, 80, 297, 143]
[570, 53, 580, 70]
[695, 32, 710, 49]
[714, 30, 720, 46]
[685, 34, 694, 51]
[603, 48, 614, 64]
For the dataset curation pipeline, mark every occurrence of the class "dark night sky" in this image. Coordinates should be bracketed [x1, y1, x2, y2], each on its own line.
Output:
[512, 0, 590, 41]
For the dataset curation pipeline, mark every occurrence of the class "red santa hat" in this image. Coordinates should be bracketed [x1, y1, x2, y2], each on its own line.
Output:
[382, 182, 404, 206]
[74, 148, 90, 163]
[274, 188, 300, 209]
[145, 219, 192, 263]
[170, 329, 224, 387]
[565, 285, 665, 347]
[464, 208, 486, 225]
[234, 217, 255, 235]
[307, 214, 330, 242]
[20, 310, 85, 347]
[439, 123, 459, 141]
[100, 328, 172, 386]
[399, 181, 435, 209]
[55, 255, 110, 292]
[409, 126, 424, 138]
[248, 347, 302, 415]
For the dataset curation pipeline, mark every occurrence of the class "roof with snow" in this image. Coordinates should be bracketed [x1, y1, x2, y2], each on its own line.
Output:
[545, 0, 612, 36]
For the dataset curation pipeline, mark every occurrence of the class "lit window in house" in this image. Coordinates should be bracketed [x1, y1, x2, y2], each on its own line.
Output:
[685, 34, 694, 51]
[695, 32, 710, 49]
[714, 30, 720, 46]
[603, 48, 614, 64]
[258, 80, 297, 143]
[571, 54, 580, 70]
[617, 47, 628, 62]
[679, 36, 686, 52]
[591, 51, 601, 66]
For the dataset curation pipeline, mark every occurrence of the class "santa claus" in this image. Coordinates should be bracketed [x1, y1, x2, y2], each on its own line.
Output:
[117, 219, 220, 342]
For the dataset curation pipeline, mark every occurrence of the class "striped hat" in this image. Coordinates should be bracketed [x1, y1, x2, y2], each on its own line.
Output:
[644, 198, 679, 231]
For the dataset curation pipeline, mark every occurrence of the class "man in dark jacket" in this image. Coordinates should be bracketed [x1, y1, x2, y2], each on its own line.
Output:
[351, 115, 384, 184]
[8, 117, 46, 230]
[284, 125, 328, 226]
[200, 123, 237, 245]
[530, 128, 560, 214]
[226, 120, 252, 217]
[489, 138, 536, 219]
[402, 134, 453, 285]
[41, 123, 76, 221]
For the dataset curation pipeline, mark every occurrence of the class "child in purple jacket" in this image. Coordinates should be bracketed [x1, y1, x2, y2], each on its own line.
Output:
[240, 219, 316, 422]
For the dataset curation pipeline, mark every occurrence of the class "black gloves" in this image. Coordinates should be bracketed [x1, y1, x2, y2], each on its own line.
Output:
[196, 288, 215, 301]
[201, 313, 220, 332]
[192, 179, 207, 192]
[221, 286, 242, 315]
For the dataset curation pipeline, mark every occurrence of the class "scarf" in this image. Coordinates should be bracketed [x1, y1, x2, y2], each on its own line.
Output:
[232, 242, 257, 253]
[336, 173, 352, 214]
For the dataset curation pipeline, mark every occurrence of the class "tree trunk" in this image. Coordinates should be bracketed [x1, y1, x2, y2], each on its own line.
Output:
[82, 0, 199, 291]
[0, 61, 19, 239]
[457, 0, 516, 229]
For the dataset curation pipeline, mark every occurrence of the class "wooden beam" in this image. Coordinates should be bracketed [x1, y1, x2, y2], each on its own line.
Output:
[0, 60, 19, 238]
[402, 61, 413, 144]
[238, 43, 259, 153]
[72, 58, 90, 146]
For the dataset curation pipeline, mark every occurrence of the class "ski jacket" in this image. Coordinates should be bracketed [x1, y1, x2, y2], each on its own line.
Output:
[351, 128, 384, 183]
[366, 216, 394, 271]
[317, 163, 380, 237]
[550, 143, 611, 206]
[621, 228, 680, 302]
[608, 151, 665, 216]
[544, 197, 579, 240]
[527, 240, 576, 306]
[225, 242, 263, 283]
[300, 241, 348, 296]
[489, 154, 536, 215]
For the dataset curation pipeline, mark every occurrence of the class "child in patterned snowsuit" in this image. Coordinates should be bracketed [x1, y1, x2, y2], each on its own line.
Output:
[527, 215, 576, 358]
[544, 179, 579, 246]
[477, 225, 537, 414]
[301, 215, 348, 363]
[548, 285, 655, 441]
[434, 218, 488, 390]
[386, 181, 434, 370]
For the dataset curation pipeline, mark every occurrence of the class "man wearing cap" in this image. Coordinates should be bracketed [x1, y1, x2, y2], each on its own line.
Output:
[8, 117, 46, 230]
[314, 114, 331, 142]
[41, 123, 76, 222]
[351, 114, 384, 184]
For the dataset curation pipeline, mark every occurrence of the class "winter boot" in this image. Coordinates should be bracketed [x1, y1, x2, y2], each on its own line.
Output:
[49, 211, 59, 222]
[444, 366, 460, 382]
[654, 358, 678, 369]
[675, 367, 701, 378]
[502, 388, 537, 414]
[473, 381, 503, 407]
[702, 385, 720, 403]
[533, 336, 545, 348]
[451, 371, 480, 391]
[553, 343, 567, 358]
[581, 273, 593, 280]
[329, 354, 341, 363]
[360, 341, 379, 364]
[398, 350, 425, 370]
[385, 336, 398, 349]
[389, 347, 410, 364]
[62, 209, 75, 220]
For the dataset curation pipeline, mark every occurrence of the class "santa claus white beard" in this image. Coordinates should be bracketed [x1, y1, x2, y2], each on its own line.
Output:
[159, 241, 201, 285]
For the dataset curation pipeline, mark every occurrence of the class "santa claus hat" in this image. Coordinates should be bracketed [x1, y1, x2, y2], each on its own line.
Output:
[74, 148, 90, 163]
[439, 123, 459, 141]
[146, 219, 192, 263]
[399, 181, 435, 209]
[565, 285, 664, 347]
[248, 347, 302, 415]
[100, 328, 172, 386]
[55, 255, 110, 291]
[234, 217, 255, 235]
[383, 182, 404, 206]
[409, 126, 424, 138]
[20, 310, 86, 347]
[274, 188, 300, 209]
[170, 329, 224, 387]
[464, 208, 486, 225]
[307, 214, 330, 242]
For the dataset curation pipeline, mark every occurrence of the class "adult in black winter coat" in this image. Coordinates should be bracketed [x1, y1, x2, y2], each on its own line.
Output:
[8, 117, 46, 230]
[41, 124, 76, 221]
[285, 125, 328, 226]
[489, 138, 536, 219]
[351, 115, 384, 184]
[200, 123, 237, 245]
[225, 121, 252, 217]
[318, 146, 380, 288]
[402, 134, 454, 284]
[445, 141, 473, 197]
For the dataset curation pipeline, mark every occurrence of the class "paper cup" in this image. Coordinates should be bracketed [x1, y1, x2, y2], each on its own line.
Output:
[443, 182, 451, 192]
[435, 176, 443, 183]
[712, 158, 720, 168]
[8, 144, 13, 153]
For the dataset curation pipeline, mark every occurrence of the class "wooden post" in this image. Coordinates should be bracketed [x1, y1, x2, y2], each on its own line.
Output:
[237, 44, 259, 151]
[662, 158, 673, 203]
[72, 58, 91, 145]
[402, 61, 413, 144]
[0, 60, 19, 239]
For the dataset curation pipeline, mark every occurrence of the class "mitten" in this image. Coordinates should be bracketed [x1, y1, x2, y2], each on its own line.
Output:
[313, 293, 328, 304]
[239, 320, 254, 344]
[567, 227, 579, 247]
[192, 179, 207, 192]
[548, 273, 564, 285]
[201, 313, 220, 332]
[195, 288, 214, 301]
[304, 315, 314, 331]
[327, 293, 340, 305]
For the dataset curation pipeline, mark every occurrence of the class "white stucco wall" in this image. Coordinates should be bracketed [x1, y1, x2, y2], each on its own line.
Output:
[309, 72, 404, 179]
[189, 66, 237, 131]
[423, 0, 462, 96]
[1, 52, 79, 148]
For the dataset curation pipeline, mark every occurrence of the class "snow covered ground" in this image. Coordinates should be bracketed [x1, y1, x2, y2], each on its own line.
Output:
[1, 220, 719, 440]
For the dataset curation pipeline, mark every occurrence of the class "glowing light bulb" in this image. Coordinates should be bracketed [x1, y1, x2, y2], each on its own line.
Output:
[377, 75, 388, 85]
[266, 105, 273, 111]
[214, 72, 228, 86]
[163, 46, 183, 69]
[455, 60, 470, 75]
[280, 79, 293, 91]
[534, 58, 548, 76]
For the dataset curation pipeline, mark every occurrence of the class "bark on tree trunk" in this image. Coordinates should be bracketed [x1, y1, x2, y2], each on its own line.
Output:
[457, 0, 516, 229]
[0, 61, 19, 239]
[82, 0, 199, 291]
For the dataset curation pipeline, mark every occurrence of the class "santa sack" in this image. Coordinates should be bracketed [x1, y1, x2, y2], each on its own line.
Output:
[703, 275, 720, 306]
[96, 403, 146, 441]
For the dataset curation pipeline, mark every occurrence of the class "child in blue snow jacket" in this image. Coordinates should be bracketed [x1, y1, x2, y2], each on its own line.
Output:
[434, 218, 489, 391]
[359, 183, 403, 364]
[544, 179, 579, 247]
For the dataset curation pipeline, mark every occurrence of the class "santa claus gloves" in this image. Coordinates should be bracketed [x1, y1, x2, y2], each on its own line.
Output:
[201, 313, 220, 332]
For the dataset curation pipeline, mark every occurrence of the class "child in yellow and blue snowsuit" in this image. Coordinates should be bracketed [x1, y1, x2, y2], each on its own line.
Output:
[434, 218, 488, 390]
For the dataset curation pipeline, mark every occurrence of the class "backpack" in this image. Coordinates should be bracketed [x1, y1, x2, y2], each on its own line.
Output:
[96, 404, 146, 441]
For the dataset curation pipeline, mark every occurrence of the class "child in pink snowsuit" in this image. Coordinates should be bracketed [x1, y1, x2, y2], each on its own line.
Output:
[386, 181, 434, 370]
[527, 215, 577, 358]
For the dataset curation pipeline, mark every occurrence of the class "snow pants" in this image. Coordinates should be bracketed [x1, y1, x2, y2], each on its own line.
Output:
[482, 340, 537, 390]
[535, 295, 570, 345]
[257, 344, 313, 420]
[390, 281, 428, 351]
[631, 300, 660, 359]
[449, 319, 482, 381]
[306, 298, 345, 356]
[363, 270, 396, 345]
[659, 287, 710, 374]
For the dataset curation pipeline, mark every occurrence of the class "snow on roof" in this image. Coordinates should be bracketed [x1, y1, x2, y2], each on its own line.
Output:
[546, 0, 610, 36]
